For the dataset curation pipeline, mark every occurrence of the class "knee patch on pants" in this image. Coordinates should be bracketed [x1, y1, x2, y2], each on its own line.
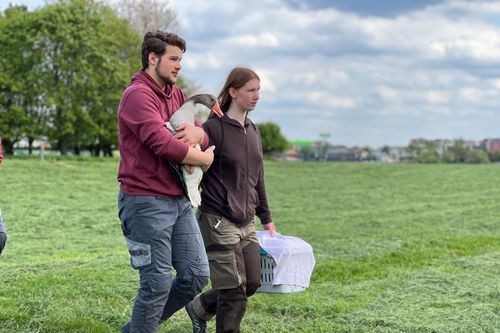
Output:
[207, 250, 242, 289]
[175, 268, 209, 299]
[193, 275, 209, 294]
[144, 273, 173, 294]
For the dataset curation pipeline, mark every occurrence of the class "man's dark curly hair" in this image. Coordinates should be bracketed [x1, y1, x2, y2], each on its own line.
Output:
[141, 31, 186, 69]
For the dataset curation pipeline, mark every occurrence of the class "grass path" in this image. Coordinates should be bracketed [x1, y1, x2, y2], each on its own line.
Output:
[0, 158, 498, 332]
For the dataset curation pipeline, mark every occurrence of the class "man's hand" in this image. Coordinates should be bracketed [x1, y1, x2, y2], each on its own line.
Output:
[181, 145, 215, 171]
[262, 222, 276, 237]
[175, 124, 205, 146]
[201, 146, 215, 173]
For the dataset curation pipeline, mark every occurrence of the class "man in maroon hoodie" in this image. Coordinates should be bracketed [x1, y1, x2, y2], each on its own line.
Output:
[117, 31, 214, 333]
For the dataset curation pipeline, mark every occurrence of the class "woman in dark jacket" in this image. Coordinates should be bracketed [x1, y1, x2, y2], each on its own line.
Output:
[186, 67, 276, 333]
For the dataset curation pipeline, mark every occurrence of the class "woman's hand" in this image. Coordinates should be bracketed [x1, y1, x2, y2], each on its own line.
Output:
[262, 222, 276, 237]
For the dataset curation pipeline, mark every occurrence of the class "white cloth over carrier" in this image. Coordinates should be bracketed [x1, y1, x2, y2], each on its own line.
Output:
[256, 230, 315, 293]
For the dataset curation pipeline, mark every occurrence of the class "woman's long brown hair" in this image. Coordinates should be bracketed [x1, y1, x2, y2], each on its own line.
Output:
[211, 67, 260, 118]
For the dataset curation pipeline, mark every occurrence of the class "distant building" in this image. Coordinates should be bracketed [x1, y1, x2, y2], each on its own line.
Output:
[409, 138, 428, 147]
[283, 140, 317, 161]
[433, 139, 454, 155]
[483, 138, 500, 154]
[283, 137, 500, 163]
[325, 145, 358, 161]
[387, 146, 411, 162]
[409, 138, 484, 156]
[367, 151, 388, 162]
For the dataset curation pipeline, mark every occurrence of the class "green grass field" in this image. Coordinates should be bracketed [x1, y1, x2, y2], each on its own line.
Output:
[0, 158, 498, 332]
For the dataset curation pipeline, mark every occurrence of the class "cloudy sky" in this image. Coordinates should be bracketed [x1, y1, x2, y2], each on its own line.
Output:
[3, 0, 500, 147]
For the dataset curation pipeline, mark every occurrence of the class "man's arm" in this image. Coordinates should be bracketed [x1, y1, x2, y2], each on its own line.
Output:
[174, 123, 209, 149]
[120, 89, 189, 163]
[182, 146, 215, 172]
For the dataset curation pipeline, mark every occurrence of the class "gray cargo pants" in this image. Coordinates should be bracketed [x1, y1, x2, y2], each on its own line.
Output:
[118, 192, 209, 333]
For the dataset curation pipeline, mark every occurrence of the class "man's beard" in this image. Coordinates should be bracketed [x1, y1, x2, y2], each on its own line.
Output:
[155, 60, 175, 86]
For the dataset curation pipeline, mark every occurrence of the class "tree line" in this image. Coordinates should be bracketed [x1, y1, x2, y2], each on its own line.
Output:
[0, 0, 194, 156]
[408, 140, 495, 164]
[0, 0, 289, 157]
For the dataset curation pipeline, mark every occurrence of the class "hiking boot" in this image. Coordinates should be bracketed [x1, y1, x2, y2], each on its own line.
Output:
[185, 301, 207, 333]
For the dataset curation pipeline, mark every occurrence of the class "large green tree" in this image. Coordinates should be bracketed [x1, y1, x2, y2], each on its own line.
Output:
[256, 122, 288, 155]
[0, 0, 141, 155]
[0, 6, 46, 154]
[36, 0, 140, 155]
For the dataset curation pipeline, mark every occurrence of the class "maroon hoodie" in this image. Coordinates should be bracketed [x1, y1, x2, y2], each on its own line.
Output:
[117, 70, 208, 197]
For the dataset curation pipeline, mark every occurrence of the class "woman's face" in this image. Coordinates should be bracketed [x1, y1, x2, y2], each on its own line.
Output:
[231, 78, 260, 111]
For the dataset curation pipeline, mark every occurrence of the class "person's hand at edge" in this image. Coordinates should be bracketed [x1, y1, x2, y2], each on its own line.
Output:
[263, 222, 276, 237]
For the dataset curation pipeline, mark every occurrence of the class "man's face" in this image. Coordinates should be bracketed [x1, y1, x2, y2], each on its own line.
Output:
[154, 45, 183, 86]
[231, 78, 260, 111]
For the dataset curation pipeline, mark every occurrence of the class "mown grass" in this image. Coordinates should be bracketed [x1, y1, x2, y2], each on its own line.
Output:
[0, 158, 498, 332]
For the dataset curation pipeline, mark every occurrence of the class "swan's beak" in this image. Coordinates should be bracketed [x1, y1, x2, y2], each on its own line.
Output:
[212, 102, 223, 118]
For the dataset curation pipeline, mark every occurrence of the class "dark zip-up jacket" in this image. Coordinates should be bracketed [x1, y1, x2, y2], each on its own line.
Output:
[200, 114, 272, 226]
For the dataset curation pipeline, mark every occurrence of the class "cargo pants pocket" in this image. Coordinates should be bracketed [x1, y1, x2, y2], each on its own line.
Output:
[125, 237, 151, 269]
[207, 251, 242, 289]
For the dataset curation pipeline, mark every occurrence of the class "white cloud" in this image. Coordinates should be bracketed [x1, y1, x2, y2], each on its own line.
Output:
[184, 52, 222, 70]
[425, 90, 449, 104]
[254, 68, 278, 93]
[291, 69, 349, 88]
[223, 32, 280, 48]
[442, 0, 500, 15]
[458, 87, 498, 102]
[377, 86, 400, 103]
[305, 91, 357, 109]
[5, 0, 500, 146]
[490, 79, 500, 91]
[429, 32, 500, 61]
[459, 87, 481, 102]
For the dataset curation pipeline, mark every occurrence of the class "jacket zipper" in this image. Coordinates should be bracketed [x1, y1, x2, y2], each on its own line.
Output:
[244, 125, 248, 222]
